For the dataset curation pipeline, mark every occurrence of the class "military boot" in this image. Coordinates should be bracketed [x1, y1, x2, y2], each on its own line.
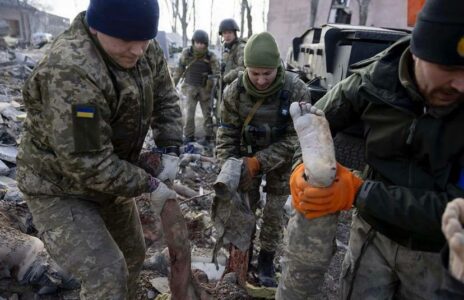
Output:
[257, 249, 277, 287]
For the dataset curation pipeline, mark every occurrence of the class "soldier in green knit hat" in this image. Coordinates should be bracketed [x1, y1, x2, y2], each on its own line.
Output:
[216, 31, 311, 287]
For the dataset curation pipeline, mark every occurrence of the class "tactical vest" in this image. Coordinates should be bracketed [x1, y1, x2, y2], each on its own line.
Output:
[184, 48, 212, 87]
[237, 72, 296, 154]
[223, 39, 245, 75]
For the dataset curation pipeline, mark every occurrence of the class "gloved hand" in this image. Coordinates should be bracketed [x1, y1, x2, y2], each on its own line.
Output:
[290, 163, 363, 219]
[239, 156, 260, 191]
[148, 177, 177, 214]
[442, 198, 464, 281]
[138, 150, 179, 183]
[138, 151, 162, 177]
[157, 154, 179, 183]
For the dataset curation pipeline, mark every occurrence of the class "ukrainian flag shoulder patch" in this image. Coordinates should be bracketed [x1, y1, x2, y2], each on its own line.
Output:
[76, 105, 96, 118]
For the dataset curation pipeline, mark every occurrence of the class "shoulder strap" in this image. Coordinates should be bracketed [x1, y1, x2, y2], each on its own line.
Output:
[238, 73, 266, 135]
[279, 72, 298, 101]
[237, 71, 245, 93]
[178, 54, 199, 80]
[241, 97, 265, 136]
[278, 72, 298, 119]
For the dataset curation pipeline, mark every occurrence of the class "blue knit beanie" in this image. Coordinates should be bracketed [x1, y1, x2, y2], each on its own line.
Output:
[86, 0, 159, 40]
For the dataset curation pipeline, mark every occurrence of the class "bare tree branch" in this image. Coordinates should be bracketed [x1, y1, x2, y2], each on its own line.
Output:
[240, 0, 245, 38]
[209, 0, 214, 45]
[310, 0, 319, 27]
[357, 0, 372, 26]
[180, 0, 189, 46]
[241, 0, 252, 38]
[192, 0, 196, 30]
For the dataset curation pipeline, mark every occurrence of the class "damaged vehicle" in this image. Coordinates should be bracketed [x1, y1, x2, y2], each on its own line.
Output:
[31, 32, 53, 49]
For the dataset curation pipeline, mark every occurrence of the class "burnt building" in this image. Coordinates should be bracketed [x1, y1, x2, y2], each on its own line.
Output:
[0, 0, 69, 45]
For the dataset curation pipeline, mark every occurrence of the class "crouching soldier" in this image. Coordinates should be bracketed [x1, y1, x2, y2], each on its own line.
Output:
[16, 0, 187, 299]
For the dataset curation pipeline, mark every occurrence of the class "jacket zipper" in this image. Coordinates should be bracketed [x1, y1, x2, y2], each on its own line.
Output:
[407, 106, 427, 185]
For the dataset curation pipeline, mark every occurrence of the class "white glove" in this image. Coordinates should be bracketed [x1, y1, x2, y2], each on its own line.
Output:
[157, 154, 179, 183]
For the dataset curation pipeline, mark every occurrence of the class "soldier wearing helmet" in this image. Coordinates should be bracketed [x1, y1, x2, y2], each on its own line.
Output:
[173, 29, 220, 144]
[218, 18, 246, 85]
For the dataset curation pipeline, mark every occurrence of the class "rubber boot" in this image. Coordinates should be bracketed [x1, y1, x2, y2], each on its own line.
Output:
[257, 249, 277, 287]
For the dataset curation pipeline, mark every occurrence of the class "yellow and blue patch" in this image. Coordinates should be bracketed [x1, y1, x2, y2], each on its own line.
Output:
[76, 106, 95, 118]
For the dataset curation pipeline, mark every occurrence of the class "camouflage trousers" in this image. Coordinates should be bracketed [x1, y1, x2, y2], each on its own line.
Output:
[183, 84, 213, 140]
[340, 212, 442, 300]
[249, 165, 290, 252]
[276, 210, 338, 300]
[24, 194, 146, 300]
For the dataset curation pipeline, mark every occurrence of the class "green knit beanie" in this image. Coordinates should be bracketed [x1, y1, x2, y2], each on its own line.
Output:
[244, 32, 280, 68]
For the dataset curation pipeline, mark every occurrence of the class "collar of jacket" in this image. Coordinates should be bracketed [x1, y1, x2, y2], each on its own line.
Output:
[79, 11, 138, 71]
[398, 47, 424, 104]
[224, 38, 238, 50]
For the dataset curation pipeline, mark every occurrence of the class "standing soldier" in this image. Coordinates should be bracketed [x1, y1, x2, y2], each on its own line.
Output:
[16, 0, 187, 298]
[216, 32, 311, 287]
[281, 0, 464, 298]
[219, 18, 246, 86]
[173, 30, 220, 145]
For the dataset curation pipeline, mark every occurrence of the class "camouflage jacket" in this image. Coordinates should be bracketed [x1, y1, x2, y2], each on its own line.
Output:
[17, 12, 182, 200]
[312, 37, 464, 251]
[222, 39, 245, 84]
[172, 47, 220, 86]
[216, 71, 311, 173]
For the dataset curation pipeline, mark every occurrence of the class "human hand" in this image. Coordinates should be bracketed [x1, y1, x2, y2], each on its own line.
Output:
[290, 163, 363, 219]
[239, 156, 260, 191]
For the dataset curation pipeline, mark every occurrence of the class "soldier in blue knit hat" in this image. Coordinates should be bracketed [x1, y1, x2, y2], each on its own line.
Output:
[17, 0, 186, 298]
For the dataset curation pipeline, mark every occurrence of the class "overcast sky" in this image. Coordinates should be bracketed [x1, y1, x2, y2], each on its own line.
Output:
[45, 0, 268, 40]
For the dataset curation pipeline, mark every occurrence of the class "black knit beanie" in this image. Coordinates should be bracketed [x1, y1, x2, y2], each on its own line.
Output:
[411, 0, 464, 65]
[86, 0, 159, 40]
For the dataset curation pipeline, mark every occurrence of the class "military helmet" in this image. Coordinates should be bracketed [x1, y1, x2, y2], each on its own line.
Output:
[192, 29, 209, 45]
[219, 19, 240, 35]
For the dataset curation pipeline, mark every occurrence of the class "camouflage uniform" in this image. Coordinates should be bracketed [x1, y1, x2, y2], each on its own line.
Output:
[222, 38, 246, 85]
[279, 37, 464, 299]
[216, 71, 310, 253]
[173, 47, 220, 141]
[17, 12, 182, 299]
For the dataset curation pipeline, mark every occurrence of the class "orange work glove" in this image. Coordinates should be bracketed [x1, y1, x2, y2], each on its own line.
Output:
[290, 163, 363, 219]
[239, 156, 261, 191]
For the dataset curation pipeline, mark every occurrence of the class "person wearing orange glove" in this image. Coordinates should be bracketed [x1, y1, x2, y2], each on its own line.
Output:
[278, 0, 464, 299]
[216, 32, 311, 287]
[290, 163, 363, 219]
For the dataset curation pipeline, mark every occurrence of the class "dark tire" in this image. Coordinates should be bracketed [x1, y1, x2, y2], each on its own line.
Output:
[333, 132, 366, 171]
